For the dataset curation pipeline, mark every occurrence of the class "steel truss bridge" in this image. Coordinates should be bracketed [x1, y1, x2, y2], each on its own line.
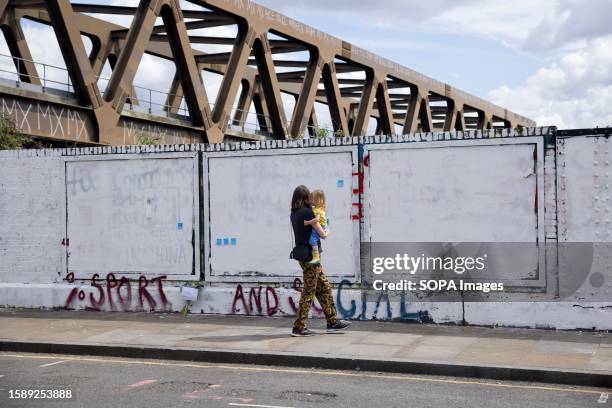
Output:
[0, 0, 535, 145]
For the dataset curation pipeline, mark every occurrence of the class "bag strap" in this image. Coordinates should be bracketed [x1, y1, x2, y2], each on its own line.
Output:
[289, 216, 295, 247]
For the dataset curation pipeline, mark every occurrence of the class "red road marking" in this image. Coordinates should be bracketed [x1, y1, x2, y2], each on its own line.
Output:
[127, 379, 157, 389]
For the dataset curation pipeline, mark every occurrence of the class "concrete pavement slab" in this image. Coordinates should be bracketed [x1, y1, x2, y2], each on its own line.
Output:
[1, 309, 611, 388]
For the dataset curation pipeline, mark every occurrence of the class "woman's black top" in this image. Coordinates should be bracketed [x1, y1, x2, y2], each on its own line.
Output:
[290, 207, 314, 246]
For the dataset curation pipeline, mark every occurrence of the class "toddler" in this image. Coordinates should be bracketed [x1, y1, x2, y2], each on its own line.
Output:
[308, 189, 328, 264]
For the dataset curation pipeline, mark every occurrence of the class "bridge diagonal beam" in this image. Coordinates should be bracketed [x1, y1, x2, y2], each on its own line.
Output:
[102, 0, 159, 112]
[403, 91, 433, 134]
[252, 35, 287, 139]
[0, 0, 535, 145]
[288, 52, 323, 138]
[105, 0, 213, 139]
[252, 82, 271, 132]
[232, 78, 253, 127]
[213, 27, 255, 132]
[46, 0, 102, 108]
[321, 62, 349, 136]
[1, 13, 40, 85]
[0, 1, 8, 18]
[351, 72, 377, 136]
[160, 1, 214, 133]
[375, 79, 394, 135]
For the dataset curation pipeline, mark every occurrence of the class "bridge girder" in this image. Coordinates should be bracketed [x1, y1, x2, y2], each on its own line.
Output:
[0, 0, 535, 144]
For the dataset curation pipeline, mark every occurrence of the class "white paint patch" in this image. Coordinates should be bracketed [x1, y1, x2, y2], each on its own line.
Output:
[0, 155, 64, 284]
[599, 393, 609, 404]
[228, 403, 294, 408]
[365, 142, 538, 242]
[65, 154, 198, 278]
[206, 148, 359, 283]
[39, 360, 66, 368]
[127, 379, 157, 389]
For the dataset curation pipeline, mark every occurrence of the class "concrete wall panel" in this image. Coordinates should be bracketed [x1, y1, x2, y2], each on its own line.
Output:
[65, 154, 199, 279]
[0, 153, 64, 283]
[364, 138, 545, 285]
[204, 147, 360, 283]
[557, 135, 612, 302]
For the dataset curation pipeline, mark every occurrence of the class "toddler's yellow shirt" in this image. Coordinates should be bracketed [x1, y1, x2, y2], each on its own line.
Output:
[313, 206, 327, 227]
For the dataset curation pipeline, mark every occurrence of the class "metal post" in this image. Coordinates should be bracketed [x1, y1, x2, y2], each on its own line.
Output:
[149, 88, 152, 114]
[15, 57, 20, 87]
[42, 63, 46, 92]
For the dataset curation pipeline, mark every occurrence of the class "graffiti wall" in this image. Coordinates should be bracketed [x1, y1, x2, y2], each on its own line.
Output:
[0, 93, 96, 142]
[204, 147, 360, 283]
[65, 153, 199, 280]
[0, 88, 202, 144]
[363, 139, 546, 288]
[1, 128, 611, 330]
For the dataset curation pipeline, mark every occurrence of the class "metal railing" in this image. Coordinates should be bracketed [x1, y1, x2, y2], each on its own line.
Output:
[0, 52, 337, 140]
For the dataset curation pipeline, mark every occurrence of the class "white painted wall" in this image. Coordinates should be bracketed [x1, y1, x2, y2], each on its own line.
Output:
[557, 135, 612, 302]
[0, 151, 64, 284]
[364, 139, 544, 286]
[365, 141, 539, 242]
[0, 130, 610, 330]
[65, 154, 199, 279]
[204, 147, 360, 283]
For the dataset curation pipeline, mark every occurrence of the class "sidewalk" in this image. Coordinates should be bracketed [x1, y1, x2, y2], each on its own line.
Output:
[0, 309, 611, 388]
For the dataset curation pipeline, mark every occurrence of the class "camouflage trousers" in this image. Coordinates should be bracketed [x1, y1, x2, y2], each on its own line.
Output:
[293, 261, 338, 330]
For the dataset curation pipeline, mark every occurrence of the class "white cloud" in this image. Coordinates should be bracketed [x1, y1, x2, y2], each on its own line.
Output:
[524, 0, 612, 51]
[488, 36, 612, 128]
[257, 0, 554, 49]
[2, 1, 611, 129]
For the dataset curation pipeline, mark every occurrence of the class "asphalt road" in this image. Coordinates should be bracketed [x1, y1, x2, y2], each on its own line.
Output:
[0, 352, 609, 408]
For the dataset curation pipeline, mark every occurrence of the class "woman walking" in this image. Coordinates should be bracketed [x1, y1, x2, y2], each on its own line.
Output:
[290, 185, 350, 337]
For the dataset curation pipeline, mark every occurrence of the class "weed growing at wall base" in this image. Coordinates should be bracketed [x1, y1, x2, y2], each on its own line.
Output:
[0, 113, 30, 149]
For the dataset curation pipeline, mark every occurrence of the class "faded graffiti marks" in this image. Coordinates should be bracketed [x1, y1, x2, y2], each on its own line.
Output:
[335, 279, 432, 322]
[64, 272, 171, 312]
[0, 97, 92, 140]
[231, 279, 323, 318]
[65, 159, 195, 275]
[229, 279, 432, 323]
[120, 119, 197, 145]
[66, 164, 97, 196]
[231, 284, 282, 317]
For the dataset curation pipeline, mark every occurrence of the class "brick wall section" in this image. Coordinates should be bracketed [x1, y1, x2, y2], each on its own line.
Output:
[543, 132, 558, 296]
[0, 126, 557, 287]
[0, 126, 557, 159]
[0, 150, 64, 284]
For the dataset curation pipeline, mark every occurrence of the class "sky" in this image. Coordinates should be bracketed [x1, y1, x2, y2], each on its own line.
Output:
[255, 0, 612, 129]
[2, 0, 611, 130]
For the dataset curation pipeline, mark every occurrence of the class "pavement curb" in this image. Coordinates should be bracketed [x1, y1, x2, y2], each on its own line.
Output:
[1, 340, 610, 389]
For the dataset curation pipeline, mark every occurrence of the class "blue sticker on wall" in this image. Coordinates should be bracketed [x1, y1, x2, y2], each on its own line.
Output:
[216, 238, 223, 246]
[177, 222, 183, 230]
[230, 238, 237, 246]
[337, 179, 344, 188]
[223, 238, 230, 246]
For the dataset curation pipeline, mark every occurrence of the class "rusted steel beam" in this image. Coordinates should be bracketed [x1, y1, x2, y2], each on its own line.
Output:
[0, 13, 40, 85]
[288, 52, 322, 138]
[252, 35, 287, 139]
[1, 0, 534, 145]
